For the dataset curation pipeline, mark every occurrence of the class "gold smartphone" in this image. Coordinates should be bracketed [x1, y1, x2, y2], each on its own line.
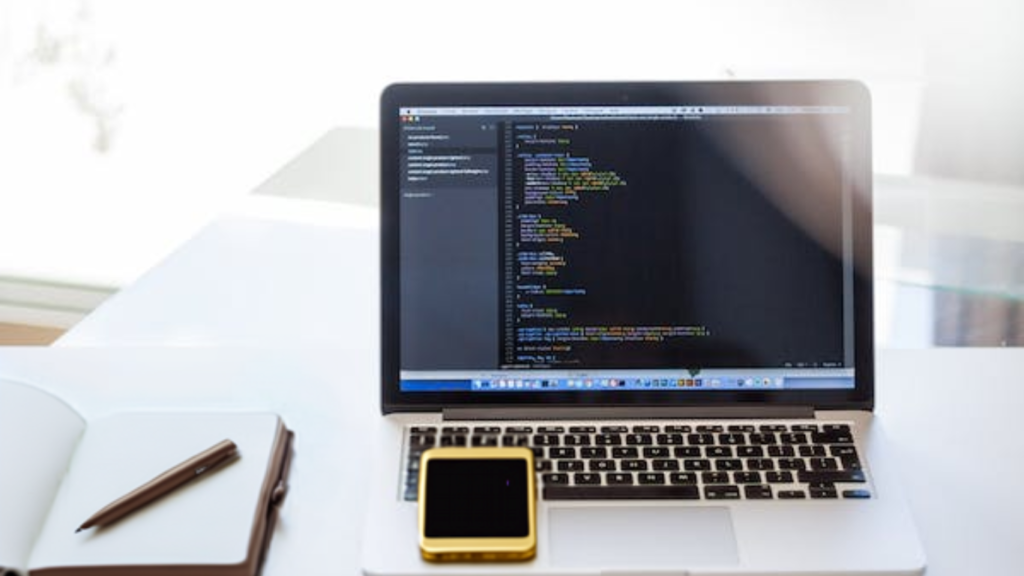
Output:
[418, 447, 536, 562]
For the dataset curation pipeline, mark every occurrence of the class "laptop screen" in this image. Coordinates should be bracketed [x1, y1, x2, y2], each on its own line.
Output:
[382, 83, 873, 407]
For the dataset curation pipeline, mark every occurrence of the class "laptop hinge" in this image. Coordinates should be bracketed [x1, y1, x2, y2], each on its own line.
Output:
[442, 405, 815, 421]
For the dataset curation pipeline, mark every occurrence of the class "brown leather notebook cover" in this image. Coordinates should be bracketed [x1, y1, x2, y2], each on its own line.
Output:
[29, 422, 294, 576]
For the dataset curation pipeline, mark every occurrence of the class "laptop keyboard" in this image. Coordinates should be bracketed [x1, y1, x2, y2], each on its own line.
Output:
[402, 422, 870, 502]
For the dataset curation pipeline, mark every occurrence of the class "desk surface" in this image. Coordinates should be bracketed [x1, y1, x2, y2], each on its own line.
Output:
[37, 166, 1024, 573]
[0, 347, 1021, 575]
[57, 197, 380, 348]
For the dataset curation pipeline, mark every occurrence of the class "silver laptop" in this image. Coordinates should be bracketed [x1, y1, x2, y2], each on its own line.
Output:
[362, 81, 925, 575]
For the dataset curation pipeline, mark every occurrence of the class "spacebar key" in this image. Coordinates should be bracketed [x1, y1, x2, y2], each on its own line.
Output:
[544, 485, 700, 500]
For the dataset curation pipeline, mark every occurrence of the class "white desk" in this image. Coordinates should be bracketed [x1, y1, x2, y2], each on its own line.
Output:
[57, 197, 379, 348]
[38, 173, 1024, 573]
[1, 347, 1021, 575]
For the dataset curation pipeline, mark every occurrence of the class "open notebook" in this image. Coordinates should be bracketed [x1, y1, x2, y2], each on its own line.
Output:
[0, 379, 292, 576]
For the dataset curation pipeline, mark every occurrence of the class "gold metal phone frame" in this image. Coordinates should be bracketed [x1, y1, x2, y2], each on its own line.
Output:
[418, 447, 537, 562]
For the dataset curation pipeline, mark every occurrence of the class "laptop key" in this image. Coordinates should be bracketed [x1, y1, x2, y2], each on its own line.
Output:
[798, 470, 866, 484]
[633, 425, 660, 433]
[737, 446, 764, 458]
[542, 473, 570, 485]
[564, 434, 591, 446]
[471, 435, 498, 447]
[638, 472, 666, 484]
[841, 456, 863, 471]
[809, 457, 840, 471]
[502, 435, 529, 447]
[656, 433, 684, 445]
[728, 425, 756, 433]
[670, 472, 698, 485]
[550, 447, 576, 459]
[538, 426, 565, 433]
[747, 458, 775, 471]
[768, 445, 796, 458]
[531, 447, 545, 459]
[697, 425, 724, 433]
[705, 485, 741, 500]
[734, 471, 762, 484]
[536, 460, 552, 472]
[780, 432, 808, 444]
[744, 485, 774, 499]
[792, 424, 819, 433]
[715, 459, 743, 471]
[473, 426, 501, 434]
[569, 425, 596, 433]
[440, 435, 466, 447]
[684, 459, 712, 471]
[674, 446, 701, 458]
[778, 489, 807, 499]
[749, 433, 778, 445]
[718, 433, 745, 445]
[799, 445, 827, 457]
[812, 431, 854, 444]
[621, 460, 648, 471]
[643, 446, 670, 458]
[702, 472, 731, 484]
[574, 473, 602, 485]
[653, 459, 680, 471]
[830, 444, 858, 457]
[766, 471, 795, 483]
[409, 434, 435, 448]
[759, 424, 787, 432]
[544, 485, 699, 500]
[706, 446, 733, 458]
[625, 433, 653, 445]
[607, 472, 634, 485]
[410, 426, 437, 434]
[823, 424, 851, 433]
[505, 426, 533, 434]
[533, 434, 560, 446]
[612, 447, 639, 458]
[590, 459, 616, 471]
[580, 447, 607, 459]
[810, 486, 839, 499]
[596, 434, 622, 445]
[557, 460, 584, 472]
[688, 433, 715, 445]
[664, 425, 692, 433]
[778, 458, 805, 470]
[442, 426, 469, 434]
[601, 425, 628, 433]
[842, 489, 872, 499]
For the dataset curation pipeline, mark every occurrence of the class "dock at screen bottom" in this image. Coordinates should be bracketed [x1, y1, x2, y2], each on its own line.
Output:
[424, 458, 529, 538]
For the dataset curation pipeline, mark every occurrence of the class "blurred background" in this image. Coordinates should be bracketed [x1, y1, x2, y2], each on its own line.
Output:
[1, 0, 1022, 345]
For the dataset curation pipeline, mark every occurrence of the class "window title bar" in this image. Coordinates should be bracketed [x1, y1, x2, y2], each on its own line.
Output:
[399, 105, 850, 117]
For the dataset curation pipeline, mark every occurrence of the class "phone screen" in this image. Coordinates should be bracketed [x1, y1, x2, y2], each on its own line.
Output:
[424, 458, 529, 538]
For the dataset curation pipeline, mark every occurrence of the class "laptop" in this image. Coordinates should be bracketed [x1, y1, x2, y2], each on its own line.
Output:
[363, 81, 925, 575]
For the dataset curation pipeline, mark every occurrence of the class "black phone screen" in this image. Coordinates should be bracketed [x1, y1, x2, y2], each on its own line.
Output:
[424, 458, 529, 538]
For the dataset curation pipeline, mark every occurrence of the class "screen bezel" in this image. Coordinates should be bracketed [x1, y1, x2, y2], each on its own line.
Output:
[380, 81, 874, 413]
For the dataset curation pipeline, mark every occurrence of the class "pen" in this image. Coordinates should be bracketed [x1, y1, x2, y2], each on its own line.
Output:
[76, 439, 239, 533]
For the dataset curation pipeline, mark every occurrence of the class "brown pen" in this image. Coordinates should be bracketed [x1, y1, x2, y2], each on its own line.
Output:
[76, 439, 239, 533]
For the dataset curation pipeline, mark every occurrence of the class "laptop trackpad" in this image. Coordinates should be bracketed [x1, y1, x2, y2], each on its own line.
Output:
[548, 506, 739, 570]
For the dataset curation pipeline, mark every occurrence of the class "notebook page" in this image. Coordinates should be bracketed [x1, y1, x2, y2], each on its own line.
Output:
[28, 411, 281, 571]
[0, 379, 86, 575]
